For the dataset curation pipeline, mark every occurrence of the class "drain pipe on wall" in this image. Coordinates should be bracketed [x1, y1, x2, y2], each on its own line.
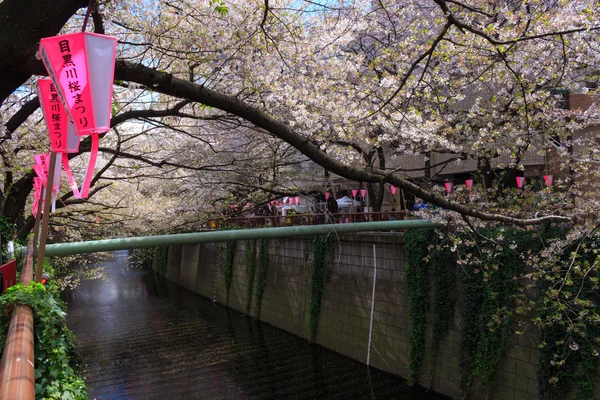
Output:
[367, 244, 378, 366]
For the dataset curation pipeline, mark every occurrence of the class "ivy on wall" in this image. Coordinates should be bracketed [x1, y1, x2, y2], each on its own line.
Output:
[403, 228, 435, 385]
[244, 240, 257, 315]
[308, 233, 335, 343]
[254, 238, 270, 318]
[155, 246, 168, 276]
[223, 240, 237, 304]
[458, 229, 532, 395]
[536, 231, 599, 400]
[429, 233, 457, 357]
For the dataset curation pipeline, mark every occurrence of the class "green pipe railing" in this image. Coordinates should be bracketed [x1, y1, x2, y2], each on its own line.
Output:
[19, 220, 442, 258]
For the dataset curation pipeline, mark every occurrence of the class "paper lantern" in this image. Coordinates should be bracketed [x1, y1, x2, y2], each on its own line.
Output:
[516, 177, 525, 188]
[390, 185, 397, 195]
[445, 182, 453, 194]
[37, 79, 80, 153]
[465, 179, 473, 189]
[360, 189, 367, 199]
[38, 32, 117, 136]
[351, 189, 358, 198]
[543, 175, 553, 187]
[295, 196, 300, 205]
[324, 192, 331, 200]
[33, 153, 61, 193]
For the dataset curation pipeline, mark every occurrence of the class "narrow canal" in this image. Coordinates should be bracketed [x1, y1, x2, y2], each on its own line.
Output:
[65, 251, 449, 400]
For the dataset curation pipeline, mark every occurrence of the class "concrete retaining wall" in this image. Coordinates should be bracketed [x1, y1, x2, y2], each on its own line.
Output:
[154, 234, 600, 400]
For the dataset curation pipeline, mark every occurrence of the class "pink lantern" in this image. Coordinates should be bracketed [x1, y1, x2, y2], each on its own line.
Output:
[33, 153, 60, 193]
[445, 182, 453, 194]
[38, 32, 117, 136]
[295, 196, 300, 205]
[390, 185, 397, 195]
[360, 189, 367, 199]
[465, 179, 473, 189]
[38, 78, 83, 198]
[324, 192, 331, 200]
[351, 189, 358, 198]
[37, 79, 80, 153]
[516, 177, 525, 188]
[39, 32, 116, 199]
[543, 175, 553, 187]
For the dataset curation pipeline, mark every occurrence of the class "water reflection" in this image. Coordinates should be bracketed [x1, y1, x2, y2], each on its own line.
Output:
[66, 251, 448, 400]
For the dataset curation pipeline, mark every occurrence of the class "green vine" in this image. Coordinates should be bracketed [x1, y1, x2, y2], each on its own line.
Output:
[0, 282, 87, 399]
[403, 228, 434, 385]
[308, 234, 335, 343]
[155, 246, 168, 276]
[536, 231, 599, 400]
[429, 233, 457, 356]
[223, 240, 237, 304]
[457, 229, 531, 394]
[244, 240, 257, 315]
[254, 238, 270, 318]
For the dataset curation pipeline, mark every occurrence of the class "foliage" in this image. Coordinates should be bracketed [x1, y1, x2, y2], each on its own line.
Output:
[130, 248, 155, 269]
[0, 282, 87, 399]
[155, 247, 169, 276]
[0, 215, 15, 261]
[403, 228, 434, 385]
[244, 240, 257, 315]
[48, 253, 106, 290]
[254, 238, 270, 318]
[429, 232, 457, 356]
[535, 232, 600, 400]
[308, 233, 334, 343]
[456, 228, 532, 394]
[223, 240, 237, 303]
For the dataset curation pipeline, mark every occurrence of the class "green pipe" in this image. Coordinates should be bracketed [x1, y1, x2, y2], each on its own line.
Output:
[22, 220, 442, 258]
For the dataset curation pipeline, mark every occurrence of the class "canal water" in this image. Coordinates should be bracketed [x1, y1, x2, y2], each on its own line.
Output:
[65, 251, 448, 400]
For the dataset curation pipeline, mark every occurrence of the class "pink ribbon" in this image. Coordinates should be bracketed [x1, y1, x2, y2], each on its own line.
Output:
[80, 133, 99, 198]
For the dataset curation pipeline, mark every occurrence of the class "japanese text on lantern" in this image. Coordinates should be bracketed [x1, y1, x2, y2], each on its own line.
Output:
[57, 39, 89, 129]
[48, 83, 64, 149]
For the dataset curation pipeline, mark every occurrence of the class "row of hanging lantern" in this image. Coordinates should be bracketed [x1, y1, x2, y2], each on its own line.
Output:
[441, 175, 554, 195]
[32, 30, 117, 214]
[269, 196, 301, 207]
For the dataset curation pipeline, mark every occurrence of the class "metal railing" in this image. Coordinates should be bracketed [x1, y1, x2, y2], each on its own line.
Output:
[206, 211, 408, 229]
[0, 238, 35, 400]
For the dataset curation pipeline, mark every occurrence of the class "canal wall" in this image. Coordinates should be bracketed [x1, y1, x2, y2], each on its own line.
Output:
[152, 234, 599, 400]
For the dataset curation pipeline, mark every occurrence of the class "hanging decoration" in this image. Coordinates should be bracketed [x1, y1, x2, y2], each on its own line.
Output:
[324, 192, 331, 201]
[295, 196, 300, 205]
[390, 185, 397, 195]
[465, 179, 473, 194]
[543, 175, 553, 187]
[360, 189, 367, 199]
[33, 153, 61, 212]
[516, 177, 525, 188]
[445, 182, 453, 194]
[32, 178, 43, 217]
[38, 30, 117, 199]
[351, 189, 358, 198]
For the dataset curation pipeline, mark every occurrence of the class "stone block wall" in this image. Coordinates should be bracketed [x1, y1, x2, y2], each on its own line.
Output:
[155, 234, 600, 400]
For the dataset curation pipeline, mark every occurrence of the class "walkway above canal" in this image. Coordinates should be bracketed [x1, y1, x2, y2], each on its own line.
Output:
[65, 251, 448, 399]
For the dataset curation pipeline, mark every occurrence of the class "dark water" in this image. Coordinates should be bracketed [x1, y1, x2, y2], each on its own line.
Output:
[65, 251, 449, 400]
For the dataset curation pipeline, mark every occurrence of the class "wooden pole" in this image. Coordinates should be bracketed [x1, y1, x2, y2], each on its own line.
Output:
[31, 197, 43, 257]
[35, 152, 57, 282]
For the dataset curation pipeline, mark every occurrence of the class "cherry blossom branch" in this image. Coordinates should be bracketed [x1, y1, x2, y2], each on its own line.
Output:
[115, 59, 571, 226]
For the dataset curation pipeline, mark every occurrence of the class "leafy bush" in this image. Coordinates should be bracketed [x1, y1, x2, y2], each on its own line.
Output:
[0, 282, 87, 399]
